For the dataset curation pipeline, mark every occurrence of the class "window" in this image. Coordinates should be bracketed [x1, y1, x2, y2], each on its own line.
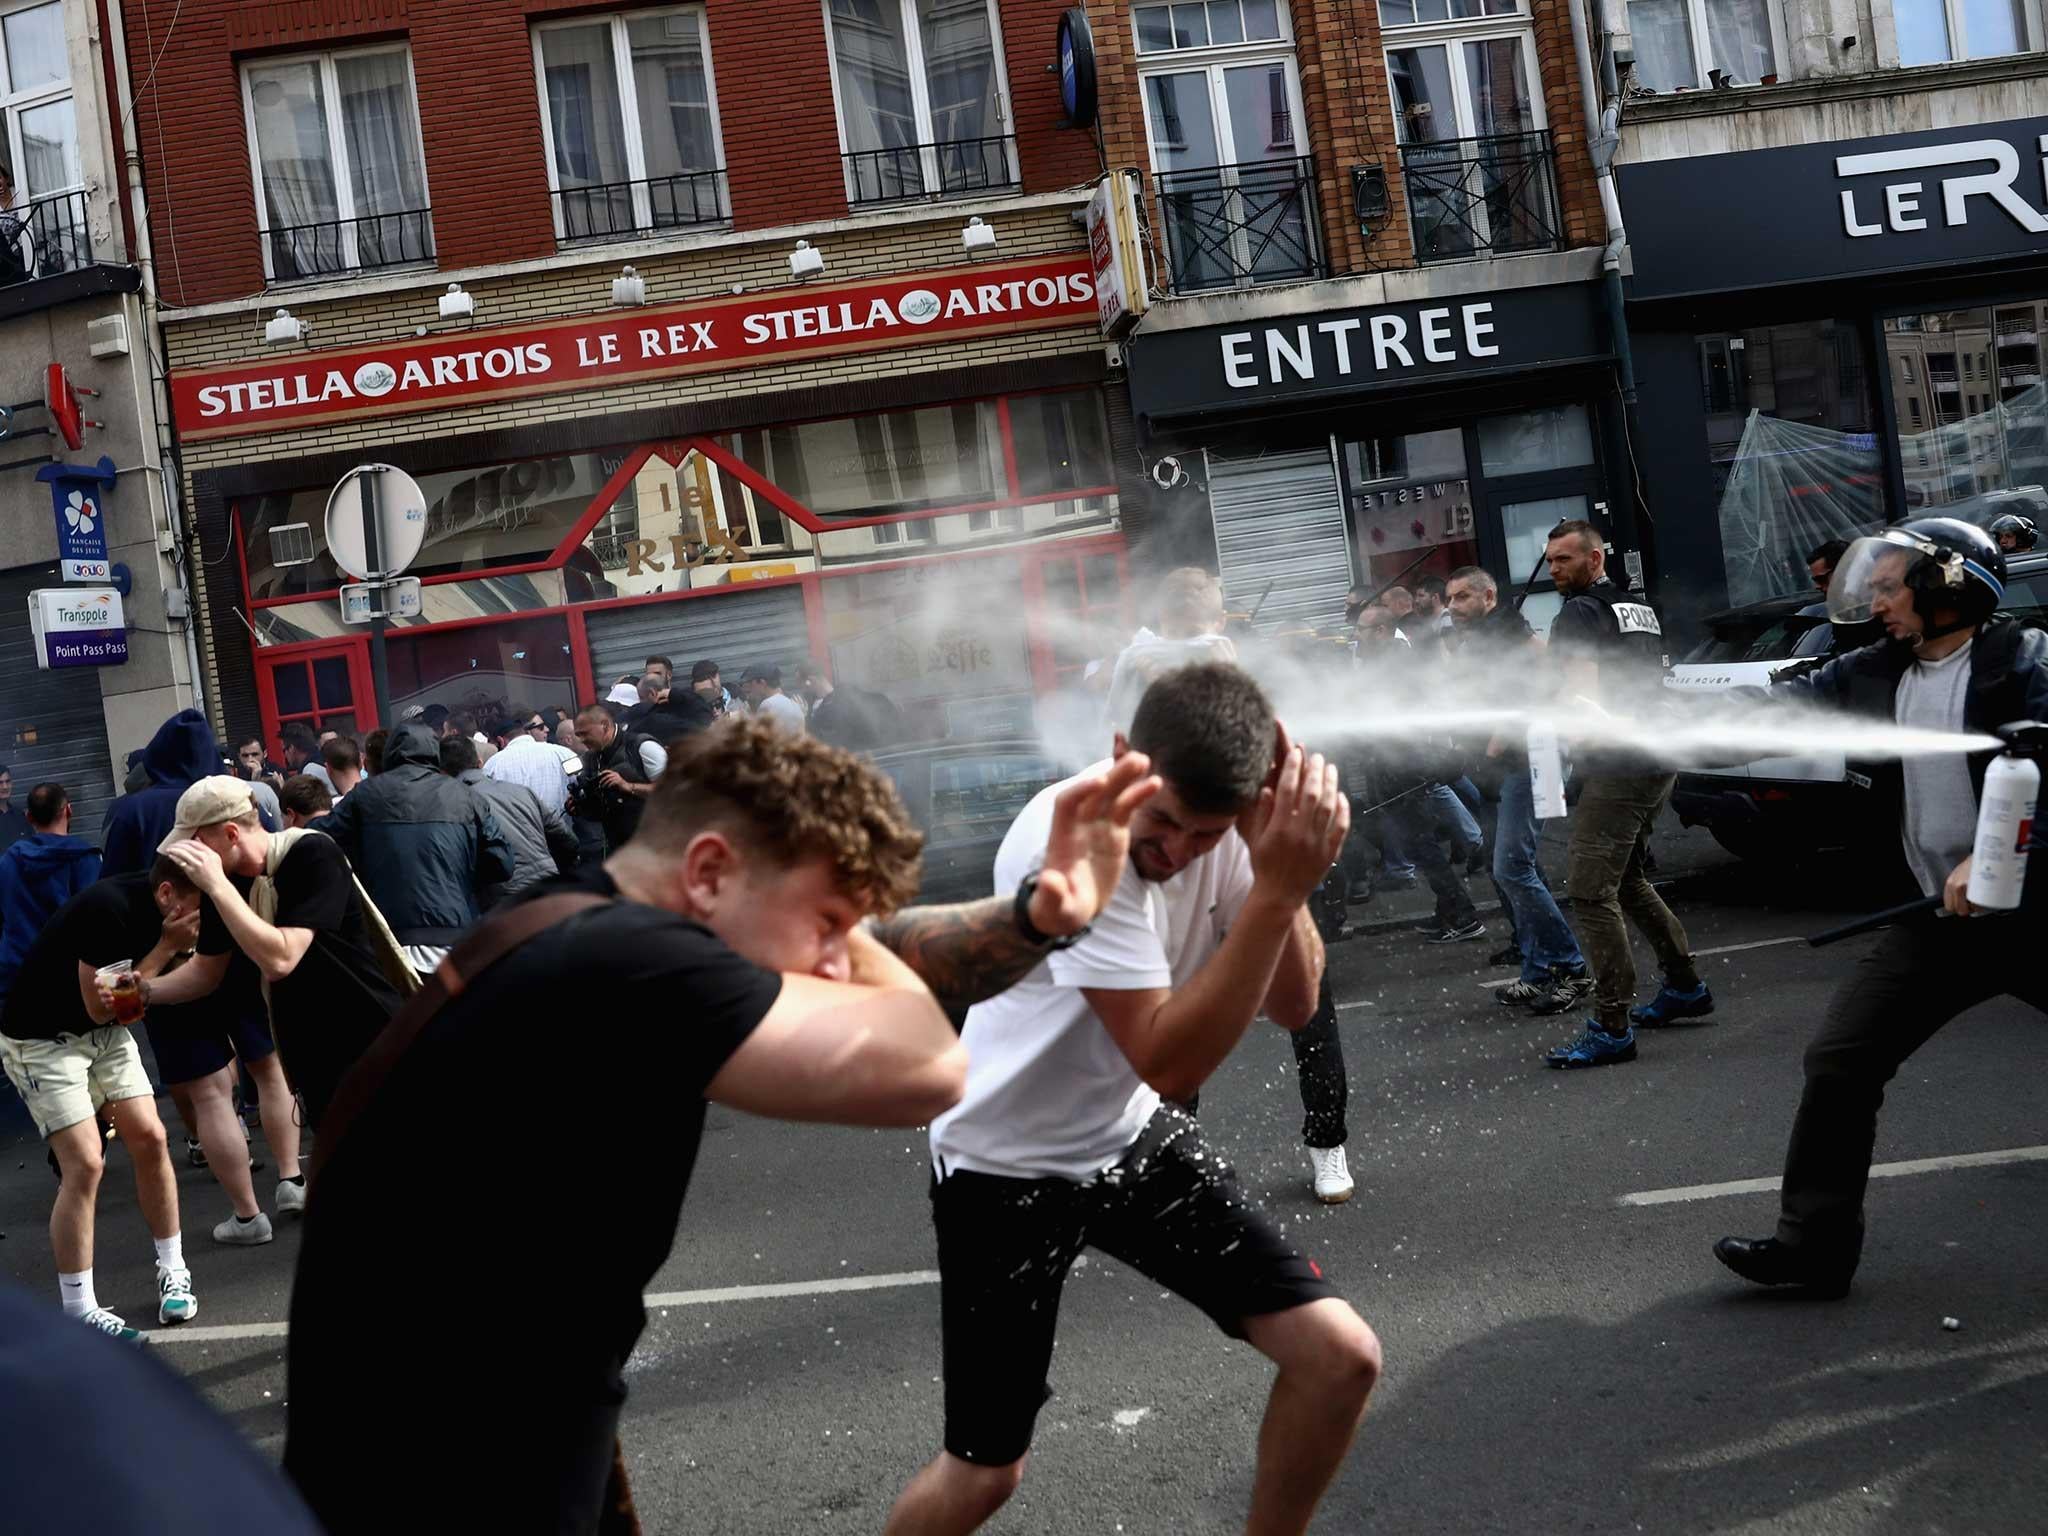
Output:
[242, 46, 433, 281]
[1, 0, 86, 277]
[825, 0, 1016, 204]
[534, 7, 727, 242]
[1626, 0, 1782, 91]
[1895, 0, 2032, 63]
[1900, 357, 1916, 384]
[1135, 3, 1318, 289]
[1910, 397, 1924, 425]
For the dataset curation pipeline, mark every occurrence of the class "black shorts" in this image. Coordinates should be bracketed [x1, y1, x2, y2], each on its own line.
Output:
[932, 1106, 1335, 1467]
[144, 1008, 277, 1088]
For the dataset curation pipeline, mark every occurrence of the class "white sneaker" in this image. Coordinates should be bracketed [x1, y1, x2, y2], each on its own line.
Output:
[156, 1263, 198, 1325]
[213, 1211, 274, 1246]
[78, 1306, 144, 1343]
[274, 1179, 307, 1218]
[1310, 1145, 1355, 1205]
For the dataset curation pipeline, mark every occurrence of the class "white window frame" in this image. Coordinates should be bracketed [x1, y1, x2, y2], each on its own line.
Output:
[531, 5, 730, 242]
[240, 44, 434, 283]
[1620, 0, 1788, 90]
[1, 0, 79, 199]
[1379, 21, 1549, 143]
[819, 0, 1018, 204]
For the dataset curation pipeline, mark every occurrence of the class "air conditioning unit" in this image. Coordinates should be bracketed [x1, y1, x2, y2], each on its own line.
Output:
[268, 522, 317, 567]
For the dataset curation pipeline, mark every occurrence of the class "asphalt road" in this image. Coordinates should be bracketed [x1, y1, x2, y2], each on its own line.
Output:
[3, 845, 2044, 1534]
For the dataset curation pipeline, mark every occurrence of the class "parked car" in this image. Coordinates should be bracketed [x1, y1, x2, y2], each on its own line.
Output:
[1667, 550, 2048, 862]
[873, 739, 1069, 904]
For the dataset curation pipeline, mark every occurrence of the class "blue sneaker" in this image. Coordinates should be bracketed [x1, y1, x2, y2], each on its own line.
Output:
[1544, 1021, 1638, 1069]
[1631, 982, 1714, 1028]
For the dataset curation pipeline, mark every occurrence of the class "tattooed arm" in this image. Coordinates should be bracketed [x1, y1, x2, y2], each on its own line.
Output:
[870, 755, 1162, 1017]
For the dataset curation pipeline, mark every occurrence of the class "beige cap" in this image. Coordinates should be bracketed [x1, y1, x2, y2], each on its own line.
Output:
[158, 775, 258, 852]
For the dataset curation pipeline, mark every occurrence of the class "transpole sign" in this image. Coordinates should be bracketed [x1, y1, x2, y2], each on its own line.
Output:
[170, 255, 1099, 440]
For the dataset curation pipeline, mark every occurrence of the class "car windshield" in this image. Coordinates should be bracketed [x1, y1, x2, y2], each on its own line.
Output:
[1683, 614, 1829, 664]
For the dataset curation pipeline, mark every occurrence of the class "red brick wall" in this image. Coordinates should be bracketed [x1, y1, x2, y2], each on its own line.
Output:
[125, 0, 1102, 309]
[1082, 0, 1603, 283]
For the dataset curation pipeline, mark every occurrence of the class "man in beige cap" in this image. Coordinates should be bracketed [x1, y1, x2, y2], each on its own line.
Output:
[148, 777, 407, 1137]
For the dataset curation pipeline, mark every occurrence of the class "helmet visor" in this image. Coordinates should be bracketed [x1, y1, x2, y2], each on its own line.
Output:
[1827, 533, 1925, 625]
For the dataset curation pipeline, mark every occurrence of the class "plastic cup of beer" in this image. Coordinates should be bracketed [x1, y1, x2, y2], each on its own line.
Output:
[96, 960, 144, 1024]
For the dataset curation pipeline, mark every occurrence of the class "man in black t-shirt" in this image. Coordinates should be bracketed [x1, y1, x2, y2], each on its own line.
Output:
[147, 778, 405, 1134]
[0, 860, 210, 1340]
[1539, 520, 1708, 1071]
[281, 717, 1161, 1534]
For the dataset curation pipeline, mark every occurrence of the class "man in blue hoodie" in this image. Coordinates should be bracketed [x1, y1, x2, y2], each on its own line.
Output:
[103, 711, 236, 878]
[0, 785, 102, 1002]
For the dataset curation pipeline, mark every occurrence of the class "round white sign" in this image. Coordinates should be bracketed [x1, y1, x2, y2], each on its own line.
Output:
[325, 464, 428, 581]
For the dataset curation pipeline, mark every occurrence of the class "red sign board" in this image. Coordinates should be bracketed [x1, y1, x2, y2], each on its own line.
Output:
[171, 255, 1098, 441]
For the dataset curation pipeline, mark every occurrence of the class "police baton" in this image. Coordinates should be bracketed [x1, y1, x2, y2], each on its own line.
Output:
[1806, 895, 1941, 947]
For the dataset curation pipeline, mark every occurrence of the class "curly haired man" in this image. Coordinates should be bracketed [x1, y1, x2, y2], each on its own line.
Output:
[281, 716, 1161, 1535]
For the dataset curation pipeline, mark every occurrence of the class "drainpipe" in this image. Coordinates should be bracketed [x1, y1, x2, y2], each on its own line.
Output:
[1567, 0, 1637, 403]
[99, 0, 208, 714]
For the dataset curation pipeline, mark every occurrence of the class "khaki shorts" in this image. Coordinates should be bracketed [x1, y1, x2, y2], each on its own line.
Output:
[0, 1028, 155, 1139]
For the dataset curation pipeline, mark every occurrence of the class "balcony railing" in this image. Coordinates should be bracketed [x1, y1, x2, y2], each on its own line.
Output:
[264, 207, 434, 284]
[553, 171, 728, 244]
[1399, 130, 1561, 265]
[1154, 155, 1326, 293]
[2, 188, 102, 287]
[843, 136, 1017, 206]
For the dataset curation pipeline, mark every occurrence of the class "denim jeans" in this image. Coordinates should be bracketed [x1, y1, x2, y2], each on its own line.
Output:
[1389, 792, 1477, 928]
[1493, 764, 1584, 984]
[1426, 783, 1482, 849]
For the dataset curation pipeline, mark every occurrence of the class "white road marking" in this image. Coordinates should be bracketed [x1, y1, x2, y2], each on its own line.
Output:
[1693, 934, 1805, 958]
[1619, 1144, 2048, 1207]
[142, 1269, 941, 1345]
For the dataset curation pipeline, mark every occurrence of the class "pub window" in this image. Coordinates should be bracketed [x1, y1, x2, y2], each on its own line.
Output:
[1624, 0, 1784, 91]
[1895, 0, 2033, 64]
[532, 7, 728, 242]
[242, 44, 433, 282]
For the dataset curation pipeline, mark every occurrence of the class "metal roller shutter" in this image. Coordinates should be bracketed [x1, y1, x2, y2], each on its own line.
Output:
[1205, 445, 1354, 633]
[0, 564, 120, 843]
[586, 585, 813, 696]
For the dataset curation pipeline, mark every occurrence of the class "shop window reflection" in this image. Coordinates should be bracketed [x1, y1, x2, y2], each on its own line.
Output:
[1341, 426, 1477, 598]
[1885, 303, 2048, 535]
[384, 615, 577, 723]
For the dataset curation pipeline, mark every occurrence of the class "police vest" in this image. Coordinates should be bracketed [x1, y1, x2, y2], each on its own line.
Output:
[1570, 581, 1669, 676]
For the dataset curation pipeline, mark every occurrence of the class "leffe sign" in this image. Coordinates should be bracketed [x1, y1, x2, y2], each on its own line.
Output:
[1620, 116, 2048, 301]
[170, 256, 1098, 440]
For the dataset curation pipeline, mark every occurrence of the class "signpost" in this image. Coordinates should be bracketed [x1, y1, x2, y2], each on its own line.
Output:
[37, 456, 117, 581]
[326, 464, 428, 724]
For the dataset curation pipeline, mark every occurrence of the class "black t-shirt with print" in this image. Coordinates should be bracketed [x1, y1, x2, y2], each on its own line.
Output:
[0, 874, 227, 1043]
[198, 835, 403, 1120]
[282, 866, 780, 1535]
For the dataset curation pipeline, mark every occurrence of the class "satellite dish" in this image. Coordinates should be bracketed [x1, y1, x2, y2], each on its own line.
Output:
[325, 464, 427, 581]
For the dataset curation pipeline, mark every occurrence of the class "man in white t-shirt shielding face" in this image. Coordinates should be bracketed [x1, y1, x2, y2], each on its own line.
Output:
[890, 662, 1380, 1536]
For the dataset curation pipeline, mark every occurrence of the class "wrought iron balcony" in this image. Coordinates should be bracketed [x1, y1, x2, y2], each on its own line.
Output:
[1399, 130, 1561, 265]
[1154, 155, 1326, 293]
[1, 188, 102, 287]
[263, 206, 435, 284]
[553, 171, 728, 244]
[843, 135, 1017, 206]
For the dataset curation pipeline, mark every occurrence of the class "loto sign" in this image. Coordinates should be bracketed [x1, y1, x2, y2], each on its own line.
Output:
[171, 256, 1098, 440]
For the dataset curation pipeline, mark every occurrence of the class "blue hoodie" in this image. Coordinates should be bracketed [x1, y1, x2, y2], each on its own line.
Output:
[102, 710, 229, 877]
[0, 832, 103, 998]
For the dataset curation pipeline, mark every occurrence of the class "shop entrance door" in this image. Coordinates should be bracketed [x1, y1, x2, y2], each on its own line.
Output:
[257, 642, 372, 750]
[1486, 484, 1596, 637]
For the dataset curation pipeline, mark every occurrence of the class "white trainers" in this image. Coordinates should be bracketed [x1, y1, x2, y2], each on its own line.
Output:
[1310, 1145, 1355, 1205]
[213, 1211, 274, 1246]
[156, 1263, 198, 1324]
[79, 1306, 144, 1343]
[275, 1178, 307, 1218]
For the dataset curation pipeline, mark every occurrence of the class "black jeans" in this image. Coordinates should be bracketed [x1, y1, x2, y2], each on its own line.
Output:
[1182, 973, 1349, 1149]
[1388, 791, 1477, 928]
[1777, 913, 2048, 1257]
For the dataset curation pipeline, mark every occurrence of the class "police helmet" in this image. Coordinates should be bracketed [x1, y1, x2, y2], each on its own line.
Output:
[1990, 513, 2038, 552]
[1826, 518, 2007, 630]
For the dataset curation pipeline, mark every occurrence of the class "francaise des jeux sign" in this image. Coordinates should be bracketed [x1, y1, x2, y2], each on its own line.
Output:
[171, 256, 1099, 440]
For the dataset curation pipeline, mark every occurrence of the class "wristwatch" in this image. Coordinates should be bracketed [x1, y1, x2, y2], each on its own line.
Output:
[1015, 873, 1089, 950]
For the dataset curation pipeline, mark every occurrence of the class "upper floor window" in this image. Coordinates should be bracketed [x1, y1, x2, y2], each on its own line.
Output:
[1895, 0, 2034, 64]
[534, 7, 728, 244]
[824, 0, 1018, 205]
[1134, 3, 1320, 290]
[243, 45, 433, 283]
[1625, 0, 1782, 90]
[2, 0, 87, 280]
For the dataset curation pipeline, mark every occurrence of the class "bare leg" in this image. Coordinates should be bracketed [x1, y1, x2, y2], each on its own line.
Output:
[883, 1454, 1025, 1536]
[47, 1119, 105, 1274]
[185, 1068, 259, 1219]
[1241, 1299, 1381, 1536]
[246, 1052, 301, 1180]
[104, 1095, 179, 1242]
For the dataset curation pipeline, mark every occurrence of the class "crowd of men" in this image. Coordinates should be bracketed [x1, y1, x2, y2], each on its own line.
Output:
[0, 511, 2040, 1532]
